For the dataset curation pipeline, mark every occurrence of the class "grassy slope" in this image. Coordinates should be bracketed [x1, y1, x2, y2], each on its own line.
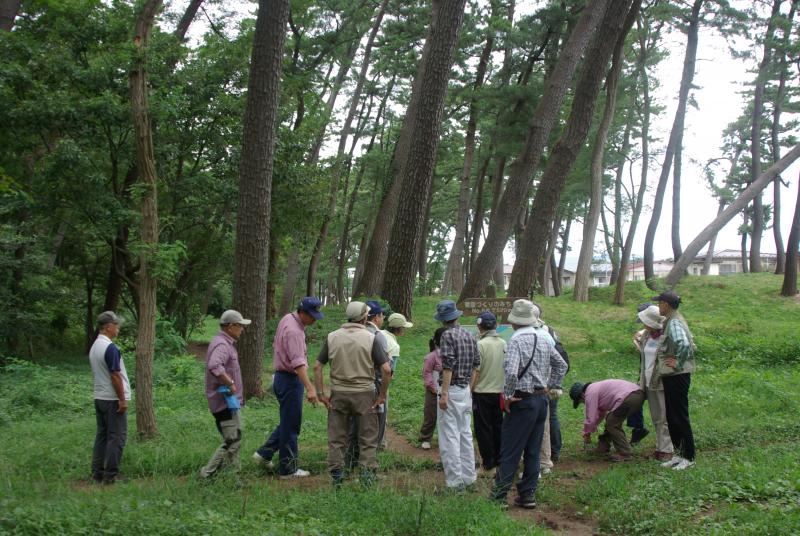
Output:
[1, 274, 799, 534]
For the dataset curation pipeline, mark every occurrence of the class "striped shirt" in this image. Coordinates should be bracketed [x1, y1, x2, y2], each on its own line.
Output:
[503, 326, 567, 399]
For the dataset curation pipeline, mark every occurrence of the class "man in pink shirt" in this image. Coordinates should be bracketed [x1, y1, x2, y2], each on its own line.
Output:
[253, 297, 323, 478]
[569, 379, 645, 460]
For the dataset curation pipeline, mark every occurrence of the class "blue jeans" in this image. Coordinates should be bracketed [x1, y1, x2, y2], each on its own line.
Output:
[491, 394, 548, 501]
[549, 398, 562, 461]
[626, 407, 645, 429]
[257, 371, 303, 475]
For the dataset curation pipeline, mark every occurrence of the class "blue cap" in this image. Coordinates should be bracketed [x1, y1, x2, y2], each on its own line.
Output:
[298, 296, 324, 320]
[476, 311, 497, 329]
[365, 300, 383, 318]
[434, 300, 463, 322]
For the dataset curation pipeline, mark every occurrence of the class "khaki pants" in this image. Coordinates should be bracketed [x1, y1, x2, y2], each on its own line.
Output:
[600, 391, 645, 455]
[647, 388, 673, 454]
[200, 410, 242, 478]
[328, 390, 379, 474]
[539, 407, 553, 470]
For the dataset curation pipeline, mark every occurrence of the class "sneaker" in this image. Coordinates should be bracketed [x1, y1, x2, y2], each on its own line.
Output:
[252, 452, 274, 469]
[540, 466, 552, 476]
[672, 458, 695, 471]
[420, 441, 431, 450]
[513, 494, 537, 509]
[279, 468, 310, 479]
[630, 427, 650, 446]
[653, 451, 673, 461]
[660, 456, 684, 468]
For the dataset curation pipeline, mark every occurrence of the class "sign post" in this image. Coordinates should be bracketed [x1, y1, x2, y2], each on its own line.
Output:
[457, 297, 526, 324]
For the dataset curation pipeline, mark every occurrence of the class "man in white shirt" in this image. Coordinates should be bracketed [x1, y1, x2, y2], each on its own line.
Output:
[88, 311, 131, 484]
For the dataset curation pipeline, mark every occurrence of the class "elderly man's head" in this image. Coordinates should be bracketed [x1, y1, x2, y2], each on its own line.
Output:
[97, 311, 123, 338]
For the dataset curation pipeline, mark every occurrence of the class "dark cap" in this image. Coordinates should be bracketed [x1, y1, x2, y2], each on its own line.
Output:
[569, 382, 588, 409]
[365, 300, 383, 318]
[476, 311, 497, 330]
[651, 291, 681, 309]
[298, 296, 324, 320]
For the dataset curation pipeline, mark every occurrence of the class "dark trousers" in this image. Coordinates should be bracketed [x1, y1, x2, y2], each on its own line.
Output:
[473, 392, 503, 470]
[599, 390, 645, 455]
[662, 374, 695, 461]
[257, 371, 303, 475]
[418, 389, 438, 442]
[626, 407, 646, 430]
[491, 394, 548, 501]
[549, 398, 562, 461]
[91, 399, 127, 481]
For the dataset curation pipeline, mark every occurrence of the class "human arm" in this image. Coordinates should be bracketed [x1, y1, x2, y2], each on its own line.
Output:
[207, 343, 237, 392]
[422, 352, 438, 394]
[470, 369, 480, 392]
[438, 369, 453, 410]
[295, 365, 318, 405]
[110, 372, 127, 413]
[373, 362, 392, 408]
[664, 318, 693, 369]
[582, 389, 601, 435]
[314, 339, 330, 408]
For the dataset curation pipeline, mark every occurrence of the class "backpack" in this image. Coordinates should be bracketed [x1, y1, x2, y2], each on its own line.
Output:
[548, 326, 570, 374]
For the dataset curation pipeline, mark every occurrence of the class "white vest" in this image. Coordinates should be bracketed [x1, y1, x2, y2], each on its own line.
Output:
[89, 334, 131, 401]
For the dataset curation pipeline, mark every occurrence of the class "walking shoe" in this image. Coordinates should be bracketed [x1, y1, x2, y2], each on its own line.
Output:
[252, 452, 274, 469]
[540, 466, 552, 476]
[513, 494, 537, 509]
[653, 451, 673, 461]
[279, 469, 310, 479]
[420, 441, 431, 450]
[593, 441, 611, 454]
[660, 455, 684, 468]
[610, 453, 632, 462]
[672, 458, 695, 471]
[630, 427, 650, 446]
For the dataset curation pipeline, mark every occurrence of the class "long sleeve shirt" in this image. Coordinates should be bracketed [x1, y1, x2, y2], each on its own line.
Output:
[502, 326, 567, 399]
[582, 379, 641, 435]
[205, 331, 243, 413]
[439, 325, 480, 387]
[422, 349, 442, 393]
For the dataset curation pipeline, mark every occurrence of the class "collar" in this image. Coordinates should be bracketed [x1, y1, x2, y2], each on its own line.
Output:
[342, 322, 367, 330]
[480, 329, 498, 339]
[510, 326, 536, 339]
[97, 334, 111, 344]
[217, 330, 236, 344]
[291, 312, 307, 330]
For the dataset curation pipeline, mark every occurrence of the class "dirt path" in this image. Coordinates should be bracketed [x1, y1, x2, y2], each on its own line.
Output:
[187, 341, 208, 360]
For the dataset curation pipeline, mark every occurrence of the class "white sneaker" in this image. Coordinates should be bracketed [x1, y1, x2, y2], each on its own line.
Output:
[279, 468, 310, 479]
[660, 456, 684, 468]
[420, 441, 431, 450]
[541, 466, 552, 476]
[672, 459, 695, 471]
[252, 452, 274, 469]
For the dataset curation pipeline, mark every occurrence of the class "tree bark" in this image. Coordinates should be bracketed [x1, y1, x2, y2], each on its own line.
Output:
[558, 205, 573, 286]
[469, 157, 490, 273]
[232, 0, 290, 400]
[279, 245, 300, 315]
[665, 144, 800, 287]
[382, 0, 467, 316]
[671, 125, 684, 261]
[459, 0, 612, 301]
[781, 170, 800, 296]
[417, 182, 436, 294]
[573, 6, 632, 301]
[702, 199, 726, 274]
[643, 0, 703, 287]
[750, 0, 782, 273]
[442, 25, 494, 295]
[130, 0, 163, 440]
[175, 0, 204, 42]
[306, 0, 388, 297]
[0, 0, 21, 31]
[610, 117, 632, 284]
[490, 157, 507, 290]
[508, 0, 637, 298]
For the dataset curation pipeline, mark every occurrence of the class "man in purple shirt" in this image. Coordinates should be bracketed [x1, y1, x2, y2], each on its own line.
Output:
[253, 297, 323, 479]
[569, 379, 645, 461]
[199, 309, 250, 479]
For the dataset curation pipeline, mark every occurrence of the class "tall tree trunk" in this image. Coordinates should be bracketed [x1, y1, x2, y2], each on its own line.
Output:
[573, 11, 630, 302]
[741, 214, 750, 273]
[174, 0, 204, 42]
[490, 157, 507, 290]
[671, 126, 684, 260]
[781, 170, 800, 296]
[130, 0, 163, 440]
[279, 245, 300, 315]
[558, 205, 573, 285]
[509, 0, 638, 298]
[265, 239, 279, 320]
[0, 0, 21, 31]
[306, 0, 388, 296]
[665, 144, 800, 287]
[614, 17, 653, 306]
[610, 117, 632, 284]
[702, 199, 726, 274]
[352, 5, 437, 299]
[459, 0, 612, 301]
[470, 157, 490, 272]
[442, 24, 494, 295]
[382, 0, 468, 316]
[543, 212, 561, 296]
[750, 0, 782, 273]
[643, 0, 703, 287]
[232, 0, 290, 400]
[417, 183, 436, 294]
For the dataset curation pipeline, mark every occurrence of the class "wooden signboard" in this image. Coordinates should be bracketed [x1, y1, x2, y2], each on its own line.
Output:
[457, 297, 526, 324]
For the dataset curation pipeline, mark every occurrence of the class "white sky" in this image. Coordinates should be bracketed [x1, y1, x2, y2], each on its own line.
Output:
[169, 0, 800, 269]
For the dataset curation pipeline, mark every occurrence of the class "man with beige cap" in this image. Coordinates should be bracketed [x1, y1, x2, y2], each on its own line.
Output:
[314, 301, 392, 487]
[200, 309, 251, 479]
[489, 299, 567, 509]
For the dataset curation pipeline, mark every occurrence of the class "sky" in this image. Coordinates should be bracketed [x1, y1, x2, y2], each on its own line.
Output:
[170, 0, 800, 269]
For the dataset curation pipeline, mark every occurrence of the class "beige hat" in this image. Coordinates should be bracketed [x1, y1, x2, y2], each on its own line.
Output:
[637, 305, 664, 329]
[220, 309, 251, 325]
[507, 299, 543, 327]
[346, 301, 370, 322]
[387, 313, 413, 329]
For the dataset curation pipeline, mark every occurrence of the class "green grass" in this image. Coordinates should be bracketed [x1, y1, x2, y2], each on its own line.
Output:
[1, 273, 799, 534]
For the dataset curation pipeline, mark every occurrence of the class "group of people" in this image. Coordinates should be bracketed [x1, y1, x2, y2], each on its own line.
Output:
[87, 290, 696, 509]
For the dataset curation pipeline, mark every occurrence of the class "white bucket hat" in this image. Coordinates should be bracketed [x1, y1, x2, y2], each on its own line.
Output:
[507, 299, 543, 327]
[637, 305, 664, 330]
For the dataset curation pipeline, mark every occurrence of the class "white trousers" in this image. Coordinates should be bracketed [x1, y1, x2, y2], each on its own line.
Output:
[648, 388, 673, 454]
[437, 385, 477, 488]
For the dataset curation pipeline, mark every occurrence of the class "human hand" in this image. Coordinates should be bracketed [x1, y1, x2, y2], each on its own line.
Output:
[117, 400, 128, 414]
[229, 383, 238, 395]
[319, 395, 332, 410]
[372, 394, 386, 409]
[503, 397, 521, 413]
[548, 388, 563, 401]
[306, 386, 319, 406]
[664, 357, 677, 369]
[438, 392, 448, 410]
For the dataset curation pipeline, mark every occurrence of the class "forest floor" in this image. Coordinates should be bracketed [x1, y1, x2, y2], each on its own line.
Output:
[2, 274, 800, 535]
